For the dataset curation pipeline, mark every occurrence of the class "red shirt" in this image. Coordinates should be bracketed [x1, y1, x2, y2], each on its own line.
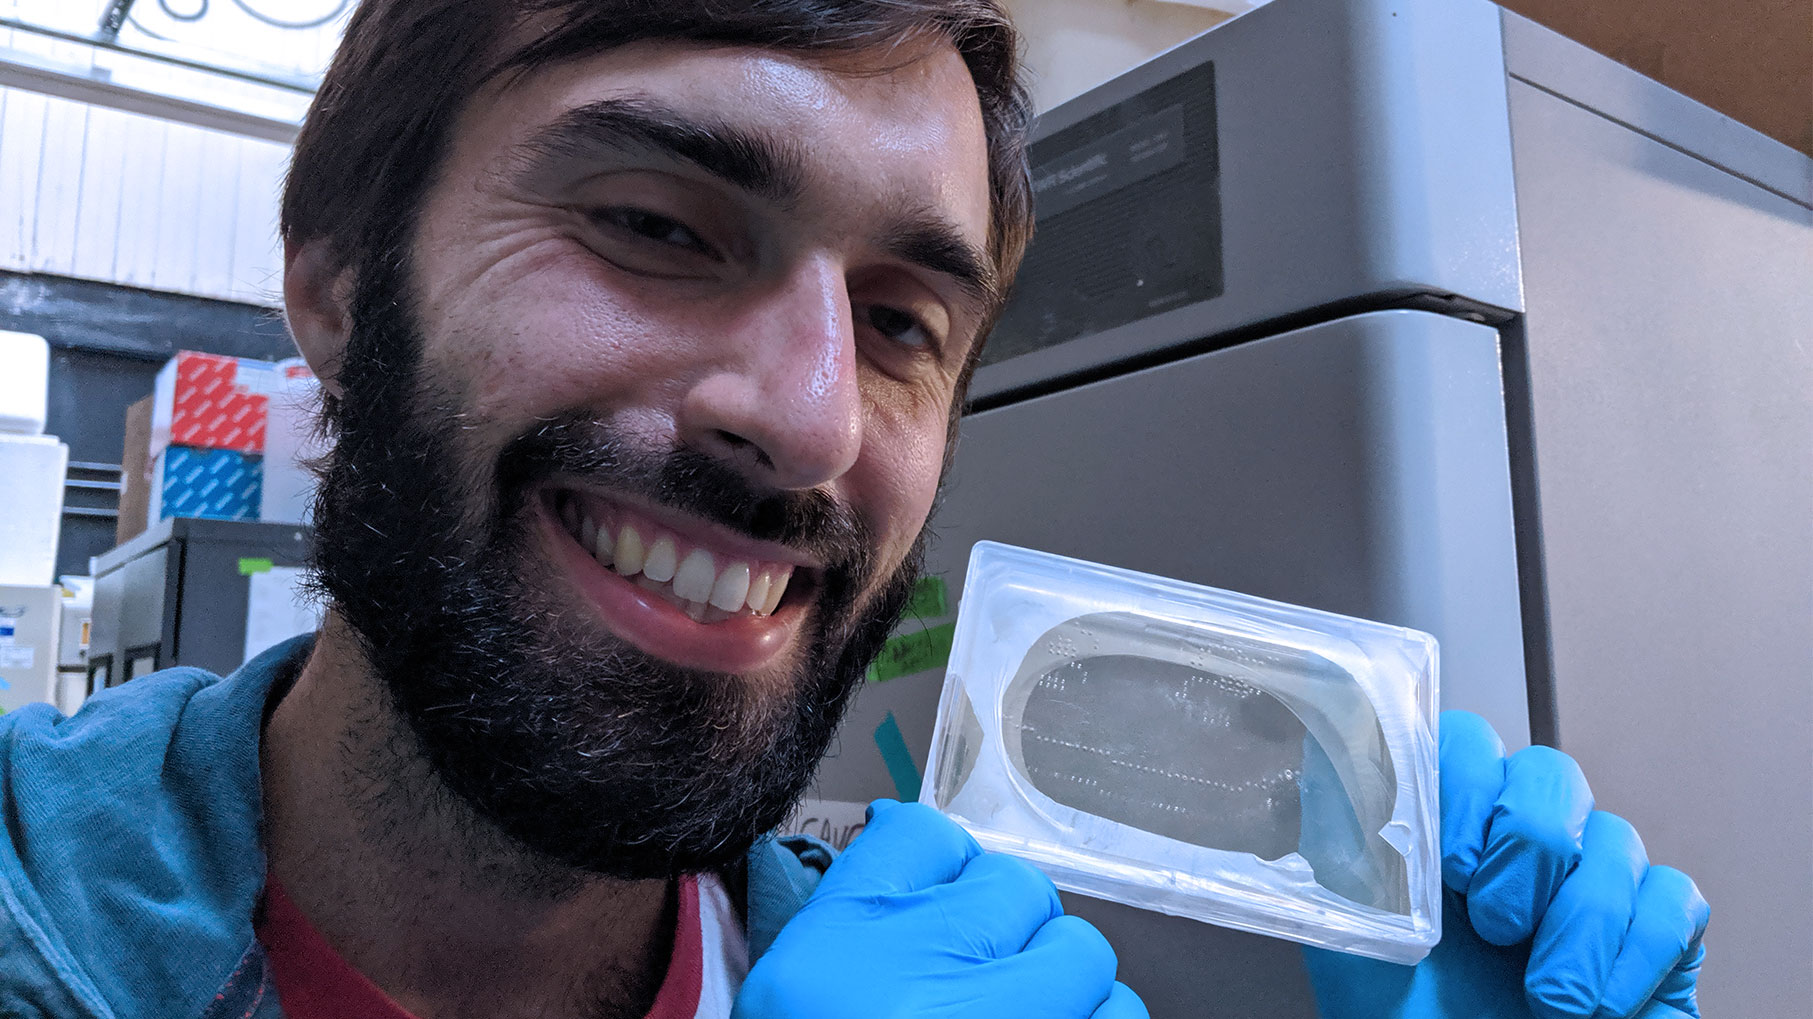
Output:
[256, 876, 705, 1019]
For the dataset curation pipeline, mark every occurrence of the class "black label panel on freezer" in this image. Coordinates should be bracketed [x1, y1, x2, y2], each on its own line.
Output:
[982, 61, 1223, 368]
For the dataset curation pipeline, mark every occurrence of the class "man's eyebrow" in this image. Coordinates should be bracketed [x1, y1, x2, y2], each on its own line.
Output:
[511, 97, 998, 309]
[882, 217, 999, 310]
[509, 96, 805, 205]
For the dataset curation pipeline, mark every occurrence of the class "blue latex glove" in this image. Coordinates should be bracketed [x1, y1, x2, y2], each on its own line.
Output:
[1304, 711, 1710, 1019]
[733, 800, 1148, 1019]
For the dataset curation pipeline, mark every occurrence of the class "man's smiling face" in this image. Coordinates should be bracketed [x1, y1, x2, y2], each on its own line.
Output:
[415, 39, 993, 678]
[293, 38, 995, 879]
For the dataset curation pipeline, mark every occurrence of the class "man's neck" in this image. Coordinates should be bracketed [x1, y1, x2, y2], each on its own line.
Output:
[260, 617, 678, 1019]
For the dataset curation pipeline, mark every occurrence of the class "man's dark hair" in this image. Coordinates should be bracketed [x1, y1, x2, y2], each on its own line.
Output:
[281, 0, 1035, 356]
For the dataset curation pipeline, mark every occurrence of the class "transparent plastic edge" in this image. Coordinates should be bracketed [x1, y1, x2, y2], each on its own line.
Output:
[967, 541, 1442, 651]
[960, 821, 1437, 965]
[919, 545, 982, 810]
[917, 665, 962, 811]
[932, 541, 1443, 963]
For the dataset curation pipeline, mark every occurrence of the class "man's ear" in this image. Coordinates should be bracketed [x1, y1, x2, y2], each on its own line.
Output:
[284, 238, 355, 399]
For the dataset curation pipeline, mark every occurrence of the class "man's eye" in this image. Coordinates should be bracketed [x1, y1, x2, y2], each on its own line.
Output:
[865, 305, 934, 349]
[592, 207, 716, 257]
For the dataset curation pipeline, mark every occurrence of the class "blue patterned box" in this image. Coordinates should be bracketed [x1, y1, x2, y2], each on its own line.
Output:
[150, 446, 263, 523]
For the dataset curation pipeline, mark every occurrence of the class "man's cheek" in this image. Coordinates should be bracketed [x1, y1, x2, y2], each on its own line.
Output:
[868, 388, 951, 500]
[417, 283, 683, 424]
[894, 434, 950, 540]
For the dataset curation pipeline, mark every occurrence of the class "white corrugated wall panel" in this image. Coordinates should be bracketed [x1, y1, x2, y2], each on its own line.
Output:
[110, 109, 167, 290]
[231, 137, 288, 305]
[11, 22, 90, 280]
[29, 94, 89, 279]
[0, 74, 289, 308]
[0, 86, 48, 269]
[69, 102, 130, 285]
[151, 117, 207, 295]
[191, 128, 242, 298]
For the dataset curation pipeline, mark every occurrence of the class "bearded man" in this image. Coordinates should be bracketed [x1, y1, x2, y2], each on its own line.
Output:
[0, 2, 1707, 1018]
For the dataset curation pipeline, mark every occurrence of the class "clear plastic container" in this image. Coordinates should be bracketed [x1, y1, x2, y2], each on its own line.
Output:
[921, 541, 1442, 963]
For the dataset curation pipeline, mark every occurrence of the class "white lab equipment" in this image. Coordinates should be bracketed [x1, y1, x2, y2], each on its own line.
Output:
[0, 330, 49, 436]
[0, 584, 62, 714]
[55, 577, 93, 715]
[0, 433, 69, 587]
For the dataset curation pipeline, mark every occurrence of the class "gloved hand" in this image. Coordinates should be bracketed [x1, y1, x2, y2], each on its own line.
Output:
[732, 799, 1148, 1019]
[1303, 711, 1709, 1019]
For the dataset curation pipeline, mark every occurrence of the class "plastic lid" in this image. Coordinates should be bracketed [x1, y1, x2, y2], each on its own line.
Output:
[923, 541, 1442, 963]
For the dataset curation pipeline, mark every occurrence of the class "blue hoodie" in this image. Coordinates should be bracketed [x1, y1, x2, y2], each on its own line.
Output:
[0, 636, 830, 1018]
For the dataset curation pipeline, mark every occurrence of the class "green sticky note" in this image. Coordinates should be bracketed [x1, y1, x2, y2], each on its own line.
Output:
[237, 557, 274, 576]
[901, 575, 949, 620]
[873, 711, 922, 801]
[866, 621, 956, 683]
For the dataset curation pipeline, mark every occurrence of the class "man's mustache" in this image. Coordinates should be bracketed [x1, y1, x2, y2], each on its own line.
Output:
[496, 412, 876, 582]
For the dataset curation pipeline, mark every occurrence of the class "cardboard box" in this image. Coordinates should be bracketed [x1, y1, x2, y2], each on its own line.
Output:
[260, 370, 327, 526]
[0, 434, 68, 586]
[151, 446, 263, 523]
[1501, 0, 1812, 158]
[116, 395, 154, 546]
[151, 351, 281, 457]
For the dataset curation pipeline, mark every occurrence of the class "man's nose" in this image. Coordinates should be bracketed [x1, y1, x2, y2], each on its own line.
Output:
[677, 256, 862, 491]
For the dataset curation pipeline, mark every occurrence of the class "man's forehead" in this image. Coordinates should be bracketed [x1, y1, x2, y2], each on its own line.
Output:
[469, 38, 993, 241]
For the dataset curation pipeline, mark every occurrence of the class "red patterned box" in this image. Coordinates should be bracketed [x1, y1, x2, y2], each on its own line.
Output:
[150, 351, 281, 456]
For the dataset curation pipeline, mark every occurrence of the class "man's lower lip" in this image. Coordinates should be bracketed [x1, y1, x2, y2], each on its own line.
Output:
[536, 501, 802, 675]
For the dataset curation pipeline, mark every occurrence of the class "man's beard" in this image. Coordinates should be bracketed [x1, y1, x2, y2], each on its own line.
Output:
[307, 268, 923, 882]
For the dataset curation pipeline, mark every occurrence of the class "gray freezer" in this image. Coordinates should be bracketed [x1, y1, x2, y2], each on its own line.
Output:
[808, 0, 1813, 1015]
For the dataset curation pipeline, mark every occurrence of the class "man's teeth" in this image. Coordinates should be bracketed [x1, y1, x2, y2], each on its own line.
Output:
[643, 536, 677, 584]
[574, 513, 792, 618]
[613, 527, 646, 577]
[711, 561, 751, 613]
[672, 548, 716, 603]
[746, 570, 772, 615]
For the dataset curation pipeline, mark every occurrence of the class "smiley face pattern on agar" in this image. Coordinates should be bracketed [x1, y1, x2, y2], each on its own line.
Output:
[1016, 654, 1309, 859]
